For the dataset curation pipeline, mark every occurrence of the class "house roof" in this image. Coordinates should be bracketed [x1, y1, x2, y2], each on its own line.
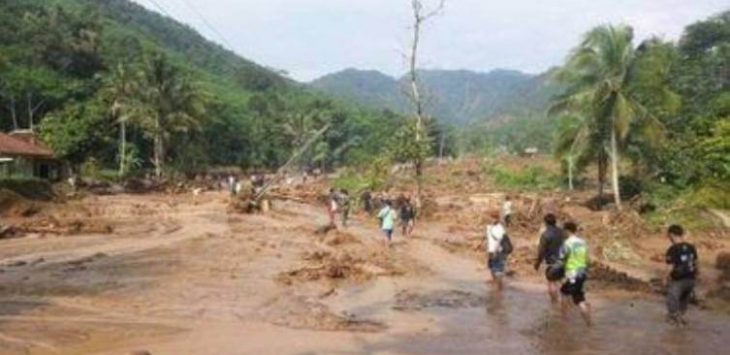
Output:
[0, 132, 55, 159]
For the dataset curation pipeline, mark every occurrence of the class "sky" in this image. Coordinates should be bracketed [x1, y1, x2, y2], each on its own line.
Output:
[131, 0, 728, 81]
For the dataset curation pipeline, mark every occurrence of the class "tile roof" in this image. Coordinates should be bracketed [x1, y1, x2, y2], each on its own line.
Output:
[0, 132, 55, 159]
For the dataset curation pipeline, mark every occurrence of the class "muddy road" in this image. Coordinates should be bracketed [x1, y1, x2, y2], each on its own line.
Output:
[0, 192, 727, 354]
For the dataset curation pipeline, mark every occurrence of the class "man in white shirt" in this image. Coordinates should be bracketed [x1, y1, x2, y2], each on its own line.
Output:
[486, 211, 507, 290]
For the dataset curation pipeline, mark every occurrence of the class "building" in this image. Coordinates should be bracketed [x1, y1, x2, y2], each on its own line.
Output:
[0, 130, 61, 180]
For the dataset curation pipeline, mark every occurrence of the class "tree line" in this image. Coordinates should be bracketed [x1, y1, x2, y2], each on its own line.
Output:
[455, 11, 728, 210]
[552, 11, 729, 209]
[0, 1, 408, 178]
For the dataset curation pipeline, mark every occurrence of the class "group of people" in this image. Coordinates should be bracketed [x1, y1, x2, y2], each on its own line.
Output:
[485, 199, 699, 328]
[225, 174, 265, 197]
[327, 188, 417, 246]
[376, 197, 416, 245]
[325, 189, 700, 327]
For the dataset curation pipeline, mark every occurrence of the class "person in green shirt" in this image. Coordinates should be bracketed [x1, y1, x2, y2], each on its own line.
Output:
[377, 200, 397, 246]
[559, 221, 592, 326]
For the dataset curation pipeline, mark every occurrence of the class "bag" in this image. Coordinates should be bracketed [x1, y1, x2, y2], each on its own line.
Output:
[500, 233, 514, 255]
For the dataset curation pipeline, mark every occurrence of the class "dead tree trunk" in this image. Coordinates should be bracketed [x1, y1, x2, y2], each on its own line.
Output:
[407, 0, 445, 209]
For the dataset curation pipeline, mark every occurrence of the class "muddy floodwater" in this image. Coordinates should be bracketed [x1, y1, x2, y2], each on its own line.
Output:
[0, 192, 727, 354]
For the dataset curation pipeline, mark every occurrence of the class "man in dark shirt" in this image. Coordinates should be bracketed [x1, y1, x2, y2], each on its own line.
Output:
[665, 224, 698, 326]
[534, 213, 566, 302]
[399, 199, 415, 237]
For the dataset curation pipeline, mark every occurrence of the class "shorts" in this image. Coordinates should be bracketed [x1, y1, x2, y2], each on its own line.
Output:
[488, 253, 506, 276]
[545, 264, 565, 282]
[560, 274, 587, 305]
[383, 229, 393, 241]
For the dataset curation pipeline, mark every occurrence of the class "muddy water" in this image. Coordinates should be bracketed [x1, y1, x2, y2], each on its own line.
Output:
[1, 194, 728, 355]
[323, 235, 730, 355]
[366, 285, 730, 355]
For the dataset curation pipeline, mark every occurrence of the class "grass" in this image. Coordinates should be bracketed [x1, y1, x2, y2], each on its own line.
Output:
[643, 182, 728, 231]
[483, 162, 562, 192]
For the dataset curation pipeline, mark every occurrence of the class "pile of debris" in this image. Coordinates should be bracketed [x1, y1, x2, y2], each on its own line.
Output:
[13, 216, 113, 236]
[589, 261, 654, 293]
[0, 189, 43, 218]
[261, 295, 386, 332]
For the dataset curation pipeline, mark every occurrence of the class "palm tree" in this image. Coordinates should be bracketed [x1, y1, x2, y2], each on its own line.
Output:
[141, 53, 205, 178]
[551, 25, 664, 209]
[103, 63, 141, 177]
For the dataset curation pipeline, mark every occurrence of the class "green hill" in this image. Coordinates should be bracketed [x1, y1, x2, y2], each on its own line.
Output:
[0, 0, 399, 172]
[310, 68, 561, 126]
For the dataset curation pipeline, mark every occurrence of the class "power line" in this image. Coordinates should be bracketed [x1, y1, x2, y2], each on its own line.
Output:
[145, 0, 173, 18]
[176, 0, 235, 51]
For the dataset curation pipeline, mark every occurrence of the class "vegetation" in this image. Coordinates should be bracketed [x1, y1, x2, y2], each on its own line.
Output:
[0, 0, 402, 177]
[0, 0, 726, 218]
[536, 12, 729, 213]
[550, 25, 668, 208]
[311, 68, 560, 128]
[483, 162, 561, 192]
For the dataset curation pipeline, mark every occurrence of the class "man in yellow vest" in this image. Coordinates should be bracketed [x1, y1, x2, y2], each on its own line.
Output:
[560, 221, 592, 326]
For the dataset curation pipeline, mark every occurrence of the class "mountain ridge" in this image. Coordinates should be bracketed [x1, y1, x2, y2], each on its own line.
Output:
[310, 67, 561, 126]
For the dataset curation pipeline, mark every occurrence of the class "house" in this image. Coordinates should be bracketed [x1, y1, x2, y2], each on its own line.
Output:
[0, 130, 61, 180]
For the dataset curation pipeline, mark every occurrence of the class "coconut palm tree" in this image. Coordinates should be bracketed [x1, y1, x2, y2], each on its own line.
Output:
[103, 63, 141, 177]
[551, 25, 664, 209]
[141, 53, 205, 178]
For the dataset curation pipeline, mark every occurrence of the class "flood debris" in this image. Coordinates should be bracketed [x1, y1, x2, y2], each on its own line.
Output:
[589, 261, 654, 293]
[393, 289, 487, 311]
[262, 295, 386, 332]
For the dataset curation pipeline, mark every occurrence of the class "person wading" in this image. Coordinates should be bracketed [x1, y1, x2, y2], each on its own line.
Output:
[327, 188, 339, 228]
[377, 200, 397, 247]
[399, 198, 415, 237]
[486, 211, 512, 291]
[340, 189, 351, 227]
[560, 221, 592, 326]
[534, 213, 566, 302]
[664, 224, 698, 326]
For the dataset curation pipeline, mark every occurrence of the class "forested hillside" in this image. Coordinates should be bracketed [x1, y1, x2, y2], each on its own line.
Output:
[0, 0, 401, 176]
[310, 68, 560, 126]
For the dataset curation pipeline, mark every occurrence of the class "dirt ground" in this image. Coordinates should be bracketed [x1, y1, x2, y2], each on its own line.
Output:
[0, 159, 729, 354]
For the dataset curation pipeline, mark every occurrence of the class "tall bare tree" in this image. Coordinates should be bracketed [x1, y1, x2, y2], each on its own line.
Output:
[407, 0, 445, 207]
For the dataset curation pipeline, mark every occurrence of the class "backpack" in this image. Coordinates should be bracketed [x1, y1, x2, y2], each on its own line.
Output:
[500, 233, 514, 255]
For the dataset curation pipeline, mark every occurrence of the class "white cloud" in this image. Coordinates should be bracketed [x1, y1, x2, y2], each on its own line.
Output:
[131, 0, 728, 81]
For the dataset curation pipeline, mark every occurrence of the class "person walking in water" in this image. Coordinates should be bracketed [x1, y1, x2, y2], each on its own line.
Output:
[340, 189, 351, 227]
[486, 211, 512, 291]
[534, 213, 566, 302]
[399, 198, 415, 237]
[327, 188, 339, 228]
[560, 221, 592, 326]
[664, 224, 698, 326]
[377, 200, 397, 247]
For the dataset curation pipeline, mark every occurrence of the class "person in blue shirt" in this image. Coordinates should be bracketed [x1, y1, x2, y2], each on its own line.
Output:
[377, 200, 397, 247]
